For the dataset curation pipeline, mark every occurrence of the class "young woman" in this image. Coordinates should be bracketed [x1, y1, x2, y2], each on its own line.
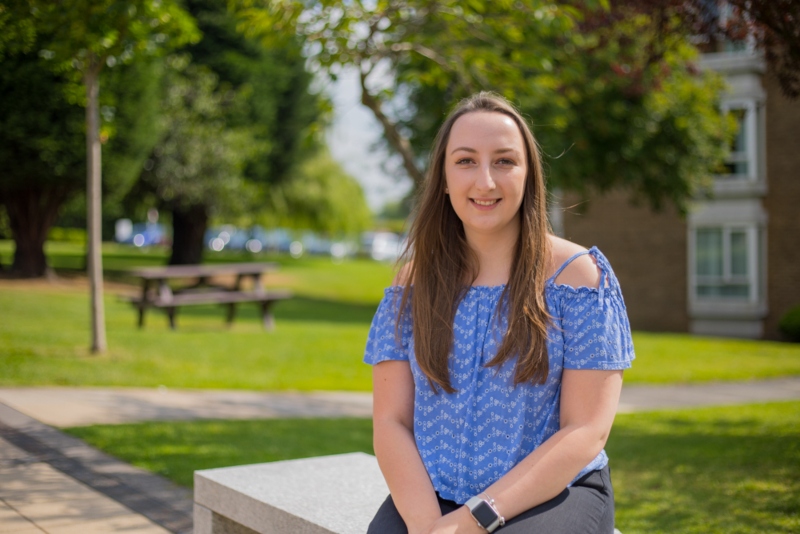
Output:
[364, 92, 634, 534]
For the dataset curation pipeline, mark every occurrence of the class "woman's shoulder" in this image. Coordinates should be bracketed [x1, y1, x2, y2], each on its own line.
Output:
[547, 235, 601, 290]
[391, 261, 413, 287]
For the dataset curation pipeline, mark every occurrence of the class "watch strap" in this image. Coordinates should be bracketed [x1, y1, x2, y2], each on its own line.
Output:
[465, 495, 504, 532]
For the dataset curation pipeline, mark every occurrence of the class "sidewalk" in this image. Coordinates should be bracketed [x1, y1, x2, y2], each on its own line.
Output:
[1, 378, 799, 533]
[0, 402, 191, 534]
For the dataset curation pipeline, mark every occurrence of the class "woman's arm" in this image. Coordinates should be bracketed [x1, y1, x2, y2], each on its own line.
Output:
[373, 360, 442, 534]
[485, 368, 623, 518]
[427, 369, 623, 533]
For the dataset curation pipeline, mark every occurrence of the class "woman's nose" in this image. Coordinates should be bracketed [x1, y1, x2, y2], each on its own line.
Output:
[475, 165, 496, 190]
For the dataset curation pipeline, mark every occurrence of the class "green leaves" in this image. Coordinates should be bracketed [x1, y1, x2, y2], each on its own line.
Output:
[266, 149, 372, 235]
[25, 0, 200, 76]
[139, 54, 255, 214]
[232, 0, 732, 212]
[0, 0, 37, 59]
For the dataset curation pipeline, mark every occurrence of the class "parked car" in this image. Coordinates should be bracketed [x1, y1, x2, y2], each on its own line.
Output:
[118, 222, 168, 247]
[361, 231, 403, 262]
[205, 225, 249, 252]
[236, 227, 299, 255]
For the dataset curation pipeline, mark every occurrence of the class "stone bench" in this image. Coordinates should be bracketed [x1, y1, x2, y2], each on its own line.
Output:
[194, 453, 622, 533]
[194, 453, 388, 533]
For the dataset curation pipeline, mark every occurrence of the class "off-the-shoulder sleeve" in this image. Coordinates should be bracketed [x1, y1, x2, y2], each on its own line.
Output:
[364, 287, 413, 365]
[560, 249, 635, 370]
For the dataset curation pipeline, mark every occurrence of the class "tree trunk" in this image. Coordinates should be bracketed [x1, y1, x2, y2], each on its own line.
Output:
[3, 186, 70, 278]
[169, 204, 208, 265]
[85, 60, 107, 354]
[359, 71, 426, 188]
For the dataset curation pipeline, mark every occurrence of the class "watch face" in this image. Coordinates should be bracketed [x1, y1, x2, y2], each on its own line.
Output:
[471, 500, 498, 527]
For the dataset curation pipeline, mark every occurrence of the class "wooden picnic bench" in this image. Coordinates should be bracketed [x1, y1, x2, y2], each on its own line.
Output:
[125, 262, 291, 330]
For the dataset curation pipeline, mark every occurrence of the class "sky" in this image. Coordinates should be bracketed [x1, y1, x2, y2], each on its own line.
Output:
[325, 67, 413, 213]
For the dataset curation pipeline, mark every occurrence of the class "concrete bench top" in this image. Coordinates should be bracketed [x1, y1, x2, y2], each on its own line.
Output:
[195, 453, 388, 534]
[194, 453, 623, 534]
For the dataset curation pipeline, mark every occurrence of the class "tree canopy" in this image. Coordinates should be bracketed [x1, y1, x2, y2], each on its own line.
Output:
[1, 0, 199, 353]
[266, 149, 373, 236]
[117, 0, 340, 264]
[0, 45, 86, 275]
[231, 0, 741, 213]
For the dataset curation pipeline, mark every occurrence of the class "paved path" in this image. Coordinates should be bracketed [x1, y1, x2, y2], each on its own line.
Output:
[616, 377, 800, 412]
[0, 388, 374, 428]
[0, 402, 191, 534]
[1, 378, 798, 533]
[2, 378, 800, 429]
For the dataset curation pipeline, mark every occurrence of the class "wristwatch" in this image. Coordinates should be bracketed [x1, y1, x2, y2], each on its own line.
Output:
[465, 494, 505, 532]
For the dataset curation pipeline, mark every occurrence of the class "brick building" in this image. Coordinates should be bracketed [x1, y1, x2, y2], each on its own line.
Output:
[554, 48, 800, 340]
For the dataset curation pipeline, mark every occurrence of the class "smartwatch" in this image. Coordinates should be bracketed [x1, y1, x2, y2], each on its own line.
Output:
[465, 495, 505, 532]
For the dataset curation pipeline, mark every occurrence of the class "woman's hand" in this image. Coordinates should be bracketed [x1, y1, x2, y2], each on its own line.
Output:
[424, 506, 485, 534]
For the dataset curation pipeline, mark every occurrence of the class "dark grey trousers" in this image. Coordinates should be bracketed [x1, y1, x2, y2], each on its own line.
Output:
[367, 466, 615, 534]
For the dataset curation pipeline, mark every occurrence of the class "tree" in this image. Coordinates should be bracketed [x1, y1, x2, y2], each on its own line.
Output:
[267, 149, 373, 236]
[0, 47, 86, 277]
[0, 0, 36, 58]
[400, 4, 734, 212]
[608, 0, 800, 99]
[151, 0, 325, 264]
[102, 57, 167, 230]
[232, 1, 604, 186]
[134, 55, 254, 265]
[232, 0, 734, 214]
[730, 0, 800, 98]
[5, 0, 199, 353]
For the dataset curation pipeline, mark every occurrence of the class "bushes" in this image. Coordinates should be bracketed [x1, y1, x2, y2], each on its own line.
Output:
[48, 227, 87, 244]
[779, 304, 800, 342]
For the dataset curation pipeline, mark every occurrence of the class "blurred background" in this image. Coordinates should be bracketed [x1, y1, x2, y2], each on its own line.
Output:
[0, 1, 799, 532]
[1, 0, 798, 341]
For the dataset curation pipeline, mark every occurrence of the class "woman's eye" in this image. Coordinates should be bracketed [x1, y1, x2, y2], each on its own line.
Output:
[497, 158, 515, 165]
[455, 158, 474, 165]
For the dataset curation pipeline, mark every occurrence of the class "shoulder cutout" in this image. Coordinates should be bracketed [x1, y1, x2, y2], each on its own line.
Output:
[548, 235, 601, 289]
[554, 254, 601, 289]
[392, 261, 414, 287]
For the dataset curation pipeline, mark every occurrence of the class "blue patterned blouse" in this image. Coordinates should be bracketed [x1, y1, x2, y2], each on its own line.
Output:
[363, 247, 635, 504]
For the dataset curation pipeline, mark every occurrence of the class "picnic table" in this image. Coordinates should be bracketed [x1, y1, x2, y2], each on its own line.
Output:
[125, 262, 292, 330]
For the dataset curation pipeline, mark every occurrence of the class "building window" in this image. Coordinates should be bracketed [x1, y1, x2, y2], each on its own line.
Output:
[718, 1, 757, 53]
[694, 225, 759, 301]
[721, 100, 758, 180]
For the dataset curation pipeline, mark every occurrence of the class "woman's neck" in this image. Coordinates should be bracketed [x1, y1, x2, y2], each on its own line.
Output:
[465, 228, 519, 286]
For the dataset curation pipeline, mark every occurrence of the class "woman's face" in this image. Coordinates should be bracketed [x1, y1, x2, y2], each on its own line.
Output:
[444, 111, 528, 244]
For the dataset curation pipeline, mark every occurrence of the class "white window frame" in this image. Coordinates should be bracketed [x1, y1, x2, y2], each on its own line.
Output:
[692, 224, 759, 303]
[720, 99, 758, 182]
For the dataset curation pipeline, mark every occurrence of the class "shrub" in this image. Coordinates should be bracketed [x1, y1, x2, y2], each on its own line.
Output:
[779, 304, 800, 342]
[48, 227, 87, 244]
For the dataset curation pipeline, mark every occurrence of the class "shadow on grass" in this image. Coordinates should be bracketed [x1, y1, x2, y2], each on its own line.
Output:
[136, 295, 379, 326]
[66, 418, 374, 488]
[276, 296, 379, 324]
[608, 410, 800, 534]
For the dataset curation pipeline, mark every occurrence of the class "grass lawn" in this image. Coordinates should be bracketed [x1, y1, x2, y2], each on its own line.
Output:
[66, 401, 800, 534]
[0, 243, 392, 390]
[608, 402, 800, 534]
[1, 240, 800, 389]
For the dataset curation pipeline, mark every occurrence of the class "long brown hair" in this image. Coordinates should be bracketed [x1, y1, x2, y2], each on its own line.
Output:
[400, 92, 551, 394]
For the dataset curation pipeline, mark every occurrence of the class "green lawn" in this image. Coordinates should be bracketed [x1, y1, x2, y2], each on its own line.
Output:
[66, 418, 374, 488]
[66, 401, 800, 534]
[0, 244, 392, 390]
[1, 240, 799, 389]
[607, 402, 800, 534]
